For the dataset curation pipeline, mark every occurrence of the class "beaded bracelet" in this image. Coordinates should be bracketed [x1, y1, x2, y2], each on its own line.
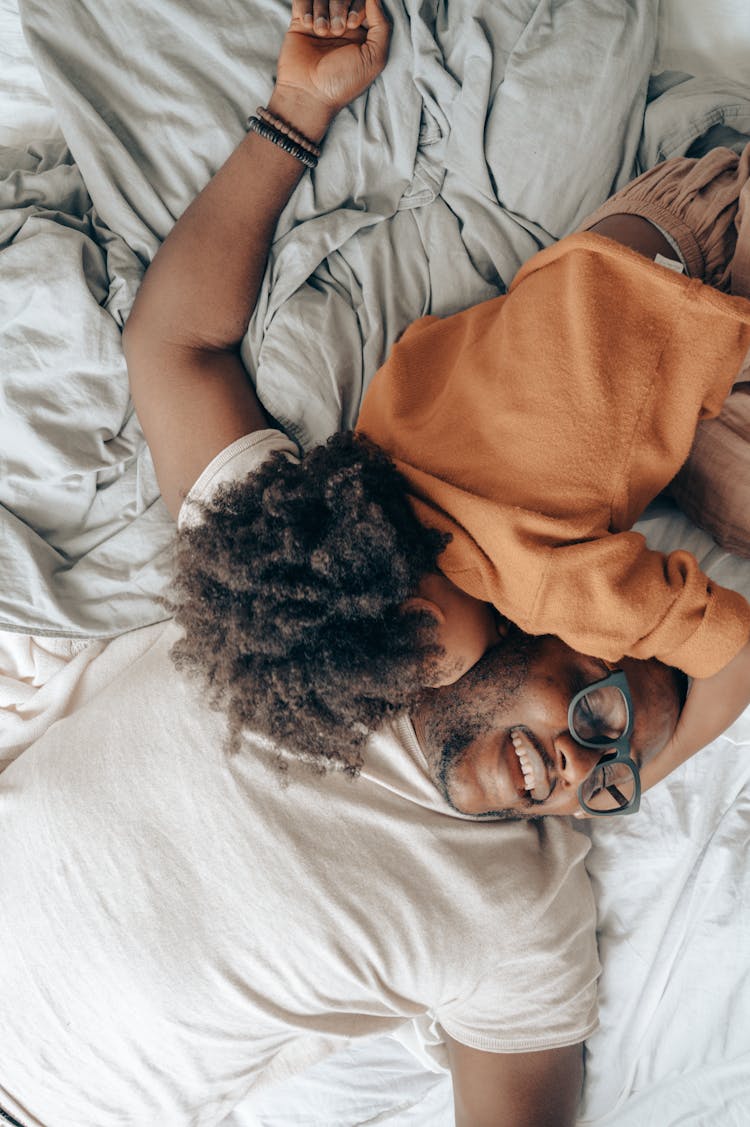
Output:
[246, 116, 318, 168]
[246, 112, 320, 169]
[255, 106, 322, 158]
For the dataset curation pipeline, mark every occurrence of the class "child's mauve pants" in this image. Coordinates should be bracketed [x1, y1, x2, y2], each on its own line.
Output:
[579, 144, 750, 557]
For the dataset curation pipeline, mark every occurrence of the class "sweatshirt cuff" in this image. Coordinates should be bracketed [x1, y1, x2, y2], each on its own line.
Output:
[663, 583, 750, 678]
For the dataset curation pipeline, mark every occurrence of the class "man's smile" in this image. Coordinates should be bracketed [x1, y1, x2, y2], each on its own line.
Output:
[469, 728, 558, 814]
[510, 727, 555, 802]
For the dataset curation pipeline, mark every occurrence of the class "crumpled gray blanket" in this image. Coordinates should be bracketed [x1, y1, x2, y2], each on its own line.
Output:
[4, 0, 747, 637]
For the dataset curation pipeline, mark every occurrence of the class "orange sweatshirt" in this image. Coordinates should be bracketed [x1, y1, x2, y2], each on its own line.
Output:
[356, 233, 750, 678]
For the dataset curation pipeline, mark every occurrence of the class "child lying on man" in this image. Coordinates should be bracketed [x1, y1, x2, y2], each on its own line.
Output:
[124, 0, 750, 804]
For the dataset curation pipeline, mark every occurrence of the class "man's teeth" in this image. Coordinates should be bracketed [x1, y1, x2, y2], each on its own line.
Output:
[510, 729, 543, 794]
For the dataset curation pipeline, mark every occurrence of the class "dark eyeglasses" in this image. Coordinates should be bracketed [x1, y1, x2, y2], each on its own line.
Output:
[568, 670, 640, 816]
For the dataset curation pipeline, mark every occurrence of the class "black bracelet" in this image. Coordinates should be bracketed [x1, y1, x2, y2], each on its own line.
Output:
[246, 116, 318, 169]
[255, 105, 322, 158]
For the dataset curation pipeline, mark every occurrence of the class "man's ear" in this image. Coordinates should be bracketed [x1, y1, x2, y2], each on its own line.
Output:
[494, 614, 511, 639]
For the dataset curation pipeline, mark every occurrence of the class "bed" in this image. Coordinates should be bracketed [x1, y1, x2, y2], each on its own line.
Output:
[1, 0, 749, 1123]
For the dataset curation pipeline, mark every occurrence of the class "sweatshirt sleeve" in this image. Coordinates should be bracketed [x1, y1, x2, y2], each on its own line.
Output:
[531, 531, 750, 678]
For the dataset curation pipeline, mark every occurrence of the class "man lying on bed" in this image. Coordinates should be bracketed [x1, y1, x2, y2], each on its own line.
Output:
[0, 15, 696, 1123]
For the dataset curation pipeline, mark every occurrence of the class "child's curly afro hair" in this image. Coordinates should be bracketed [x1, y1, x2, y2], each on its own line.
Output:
[167, 431, 449, 772]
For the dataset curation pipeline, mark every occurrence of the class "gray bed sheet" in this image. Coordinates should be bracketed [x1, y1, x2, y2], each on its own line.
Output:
[2, 0, 742, 638]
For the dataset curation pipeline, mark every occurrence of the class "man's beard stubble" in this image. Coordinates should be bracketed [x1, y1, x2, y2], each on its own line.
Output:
[416, 631, 539, 817]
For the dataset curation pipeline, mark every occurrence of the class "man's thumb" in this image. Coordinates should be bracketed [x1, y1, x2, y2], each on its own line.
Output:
[363, 0, 392, 61]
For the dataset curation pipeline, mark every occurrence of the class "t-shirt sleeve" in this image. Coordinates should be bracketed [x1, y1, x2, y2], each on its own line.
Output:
[177, 429, 300, 529]
[532, 532, 750, 678]
[433, 824, 600, 1053]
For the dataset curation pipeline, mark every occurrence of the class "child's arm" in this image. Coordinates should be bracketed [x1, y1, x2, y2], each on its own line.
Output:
[585, 216, 750, 777]
[642, 639, 750, 791]
[123, 0, 390, 518]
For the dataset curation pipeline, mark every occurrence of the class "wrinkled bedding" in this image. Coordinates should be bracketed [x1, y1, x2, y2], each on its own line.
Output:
[4, 0, 663, 637]
[6, 0, 750, 638]
[3, 0, 750, 1124]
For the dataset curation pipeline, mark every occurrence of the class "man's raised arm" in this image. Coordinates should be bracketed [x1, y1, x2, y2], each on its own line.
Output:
[123, 0, 391, 517]
[446, 1038, 584, 1127]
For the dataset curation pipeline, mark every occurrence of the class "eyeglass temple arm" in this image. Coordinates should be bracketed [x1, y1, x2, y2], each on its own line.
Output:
[605, 783, 630, 808]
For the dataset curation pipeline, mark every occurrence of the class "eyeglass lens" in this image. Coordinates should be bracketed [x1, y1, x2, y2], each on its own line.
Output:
[570, 685, 629, 745]
[580, 759, 637, 811]
[571, 685, 635, 812]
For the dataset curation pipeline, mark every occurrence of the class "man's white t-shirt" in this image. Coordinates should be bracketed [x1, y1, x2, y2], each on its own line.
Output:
[0, 432, 598, 1127]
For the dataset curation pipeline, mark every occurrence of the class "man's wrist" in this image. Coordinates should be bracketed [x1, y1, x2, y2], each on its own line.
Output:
[267, 85, 335, 145]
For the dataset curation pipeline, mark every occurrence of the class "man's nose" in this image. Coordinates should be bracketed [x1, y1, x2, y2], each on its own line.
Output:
[552, 733, 602, 786]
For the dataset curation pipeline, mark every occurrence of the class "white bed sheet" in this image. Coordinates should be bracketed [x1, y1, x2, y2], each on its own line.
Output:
[0, 0, 58, 146]
[2, 1, 750, 1125]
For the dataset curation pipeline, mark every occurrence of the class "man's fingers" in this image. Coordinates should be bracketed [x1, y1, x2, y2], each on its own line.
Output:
[327, 0, 349, 34]
[291, 0, 371, 37]
[291, 0, 314, 28]
[346, 0, 366, 28]
[312, 0, 331, 34]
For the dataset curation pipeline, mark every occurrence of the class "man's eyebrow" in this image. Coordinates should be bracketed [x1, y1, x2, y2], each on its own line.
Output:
[568, 672, 589, 703]
[572, 658, 625, 697]
[591, 658, 613, 681]
[569, 659, 608, 698]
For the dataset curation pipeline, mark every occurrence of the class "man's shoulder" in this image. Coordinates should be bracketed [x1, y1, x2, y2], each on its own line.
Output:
[178, 428, 300, 528]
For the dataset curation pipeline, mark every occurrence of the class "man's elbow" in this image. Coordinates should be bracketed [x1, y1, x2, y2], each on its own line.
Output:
[121, 302, 153, 367]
